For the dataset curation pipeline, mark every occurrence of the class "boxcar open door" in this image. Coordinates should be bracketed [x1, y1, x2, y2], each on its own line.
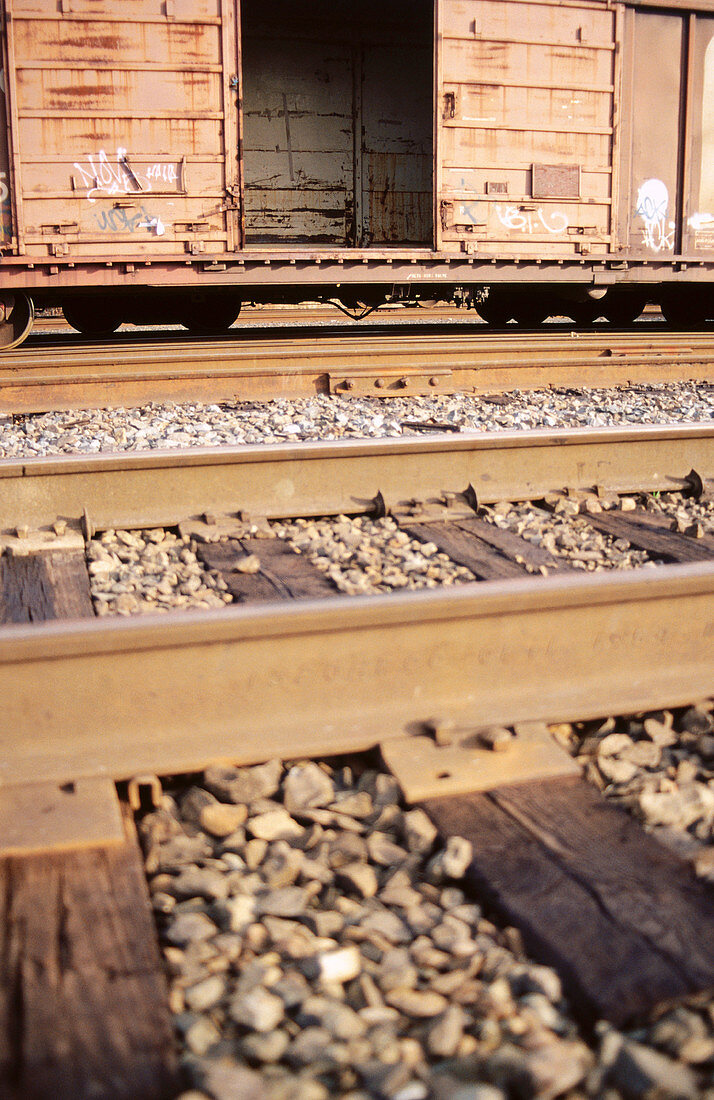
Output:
[239, 0, 433, 248]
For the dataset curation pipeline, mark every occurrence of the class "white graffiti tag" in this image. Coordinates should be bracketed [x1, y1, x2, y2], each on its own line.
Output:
[635, 178, 674, 252]
[688, 212, 714, 232]
[494, 204, 569, 235]
[73, 148, 177, 203]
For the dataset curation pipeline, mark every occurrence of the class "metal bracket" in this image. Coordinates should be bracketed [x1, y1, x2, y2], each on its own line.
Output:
[381, 720, 579, 803]
[0, 522, 84, 555]
[389, 485, 479, 524]
[329, 368, 453, 397]
[0, 777, 124, 856]
[127, 774, 163, 812]
[178, 511, 273, 543]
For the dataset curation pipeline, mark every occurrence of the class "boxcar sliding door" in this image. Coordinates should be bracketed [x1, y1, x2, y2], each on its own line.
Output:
[4, 0, 240, 258]
[434, 0, 617, 259]
[617, 6, 684, 257]
[613, 3, 714, 262]
[681, 10, 714, 259]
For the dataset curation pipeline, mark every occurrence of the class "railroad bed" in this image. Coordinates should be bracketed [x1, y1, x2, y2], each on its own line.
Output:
[1, 425, 714, 1098]
[2, 327, 712, 414]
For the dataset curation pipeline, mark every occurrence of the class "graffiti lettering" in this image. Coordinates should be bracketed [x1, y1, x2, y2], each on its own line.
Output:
[494, 204, 569, 235]
[458, 202, 484, 225]
[74, 148, 178, 203]
[93, 204, 165, 235]
[146, 163, 177, 184]
[0, 171, 8, 205]
[635, 178, 674, 252]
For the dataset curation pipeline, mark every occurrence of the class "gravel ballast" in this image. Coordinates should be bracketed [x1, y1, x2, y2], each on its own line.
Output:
[0, 381, 712, 459]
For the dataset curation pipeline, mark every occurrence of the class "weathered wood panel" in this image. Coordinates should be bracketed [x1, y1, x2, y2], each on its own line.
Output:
[401, 514, 564, 579]
[583, 510, 714, 563]
[0, 549, 94, 623]
[0, 541, 178, 1098]
[198, 537, 339, 601]
[0, 829, 178, 1099]
[402, 520, 527, 579]
[424, 776, 714, 1025]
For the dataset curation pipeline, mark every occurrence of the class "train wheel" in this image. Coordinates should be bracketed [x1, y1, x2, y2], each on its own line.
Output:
[567, 301, 599, 325]
[0, 293, 34, 351]
[603, 292, 647, 326]
[510, 298, 549, 326]
[660, 293, 707, 327]
[63, 298, 121, 336]
[182, 298, 240, 335]
[476, 296, 513, 326]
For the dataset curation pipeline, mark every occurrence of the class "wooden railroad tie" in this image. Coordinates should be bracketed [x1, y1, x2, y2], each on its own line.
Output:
[0, 544, 179, 1100]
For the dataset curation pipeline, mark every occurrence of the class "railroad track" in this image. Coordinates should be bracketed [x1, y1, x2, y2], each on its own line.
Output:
[1, 424, 714, 1097]
[2, 326, 710, 414]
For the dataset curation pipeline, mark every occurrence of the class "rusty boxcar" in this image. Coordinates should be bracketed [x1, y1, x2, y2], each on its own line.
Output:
[1, 0, 713, 347]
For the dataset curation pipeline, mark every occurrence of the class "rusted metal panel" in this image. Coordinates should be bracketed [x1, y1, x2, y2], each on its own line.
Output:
[436, 0, 616, 257]
[6, 0, 238, 258]
[0, 53, 11, 245]
[682, 14, 714, 254]
[360, 43, 432, 244]
[616, 8, 683, 256]
[241, 0, 432, 246]
[615, 7, 714, 259]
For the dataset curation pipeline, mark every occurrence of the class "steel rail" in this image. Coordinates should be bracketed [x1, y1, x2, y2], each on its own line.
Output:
[1, 328, 712, 412]
[1, 424, 713, 533]
[0, 563, 713, 787]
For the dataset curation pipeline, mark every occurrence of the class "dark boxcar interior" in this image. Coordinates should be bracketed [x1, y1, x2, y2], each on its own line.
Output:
[241, 0, 433, 246]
